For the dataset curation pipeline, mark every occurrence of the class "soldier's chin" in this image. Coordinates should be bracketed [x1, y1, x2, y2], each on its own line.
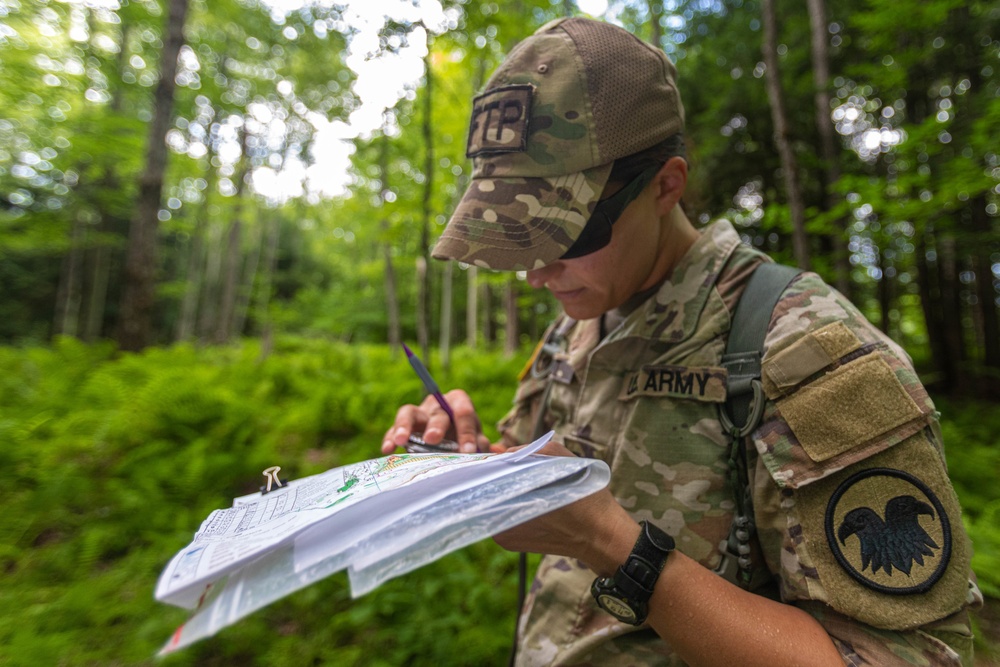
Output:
[557, 297, 604, 321]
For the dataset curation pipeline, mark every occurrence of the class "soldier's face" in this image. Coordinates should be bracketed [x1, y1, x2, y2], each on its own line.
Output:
[525, 182, 668, 320]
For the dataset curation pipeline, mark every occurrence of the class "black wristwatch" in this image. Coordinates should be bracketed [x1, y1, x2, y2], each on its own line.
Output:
[591, 521, 675, 625]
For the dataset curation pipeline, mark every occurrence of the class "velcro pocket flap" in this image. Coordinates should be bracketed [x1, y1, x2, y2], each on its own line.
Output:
[783, 353, 922, 462]
[762, 321, 863, 398]
[756, 349, 935, 489]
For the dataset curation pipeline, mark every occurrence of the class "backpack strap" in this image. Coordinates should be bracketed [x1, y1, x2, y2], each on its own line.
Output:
[715, 262, 802, 589]
[721, 263, 803, 434]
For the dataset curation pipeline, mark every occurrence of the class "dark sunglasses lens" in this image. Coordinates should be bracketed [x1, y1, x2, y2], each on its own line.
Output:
[561, 213, 613, 259]
[560, 165, 659, 260]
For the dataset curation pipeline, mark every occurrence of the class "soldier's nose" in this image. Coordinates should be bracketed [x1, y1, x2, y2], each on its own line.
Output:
[527, 263, 558, 289]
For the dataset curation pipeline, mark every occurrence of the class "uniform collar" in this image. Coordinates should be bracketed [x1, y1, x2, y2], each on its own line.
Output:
[602, 220, 743, 345]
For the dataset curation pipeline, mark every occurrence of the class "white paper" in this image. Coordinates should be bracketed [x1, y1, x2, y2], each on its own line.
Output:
[156, 432, 611, 654]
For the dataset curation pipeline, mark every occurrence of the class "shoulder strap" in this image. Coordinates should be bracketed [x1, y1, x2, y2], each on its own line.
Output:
[715, 262, 801, 590]
[720, 263, 802, 435]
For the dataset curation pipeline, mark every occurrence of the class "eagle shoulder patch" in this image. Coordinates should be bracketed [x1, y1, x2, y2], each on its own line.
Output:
[824, 468, 951, 595]
[784, 433, 970, 628]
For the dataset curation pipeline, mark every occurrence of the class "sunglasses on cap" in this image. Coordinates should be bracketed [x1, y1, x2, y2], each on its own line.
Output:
[560, 164, 661, 260]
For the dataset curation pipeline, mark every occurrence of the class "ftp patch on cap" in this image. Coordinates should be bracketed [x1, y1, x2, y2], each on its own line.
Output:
[467, 84, 534, 157]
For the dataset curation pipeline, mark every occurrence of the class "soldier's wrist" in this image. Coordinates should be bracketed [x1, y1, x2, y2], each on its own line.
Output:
[587, 519, 643, 578]
[591, 521, 676, 625]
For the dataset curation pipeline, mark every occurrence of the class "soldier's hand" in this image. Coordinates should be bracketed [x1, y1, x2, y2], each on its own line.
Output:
[381, 389, 491, 454]
[493, 468, 639, 578]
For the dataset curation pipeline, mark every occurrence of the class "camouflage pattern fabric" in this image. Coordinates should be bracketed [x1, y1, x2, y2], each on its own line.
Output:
[497, 220, 980, 666]
[432, 17, 684, 271]
[433, 164, 611, 272]
[431, 27, 620, 273]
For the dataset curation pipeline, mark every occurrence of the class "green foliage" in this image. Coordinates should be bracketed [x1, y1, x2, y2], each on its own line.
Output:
[0, 338, 532, 666]
[0, 0, 997, 661]
[3, 339, 998, 664]
[936, 397, 1000, 599]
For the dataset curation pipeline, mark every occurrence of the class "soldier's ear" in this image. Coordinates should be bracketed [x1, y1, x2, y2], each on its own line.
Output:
[652, 157, 687, 216]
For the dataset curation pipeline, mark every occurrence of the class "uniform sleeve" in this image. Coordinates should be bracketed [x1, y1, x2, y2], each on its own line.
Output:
[748, 273, 981, 666]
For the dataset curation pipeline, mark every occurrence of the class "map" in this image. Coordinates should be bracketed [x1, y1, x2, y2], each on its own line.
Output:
[155, 433, 610, 654]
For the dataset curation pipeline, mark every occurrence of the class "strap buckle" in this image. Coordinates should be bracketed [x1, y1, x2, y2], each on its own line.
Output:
[718, 378, 766, 439]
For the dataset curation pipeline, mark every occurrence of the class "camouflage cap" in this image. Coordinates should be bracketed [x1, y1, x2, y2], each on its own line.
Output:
[432, 17, 685, 271]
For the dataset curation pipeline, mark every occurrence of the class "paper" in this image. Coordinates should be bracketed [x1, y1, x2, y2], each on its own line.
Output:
[155, 433, 610, 654]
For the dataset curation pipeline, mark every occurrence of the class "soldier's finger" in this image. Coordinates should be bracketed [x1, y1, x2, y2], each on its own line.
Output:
[439, 390, 483, 452]
[383, 404, 428, 453]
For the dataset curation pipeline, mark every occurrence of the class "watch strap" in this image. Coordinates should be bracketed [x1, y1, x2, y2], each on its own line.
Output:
[592, 521, 675, 625]
[616, 521, 674, 594]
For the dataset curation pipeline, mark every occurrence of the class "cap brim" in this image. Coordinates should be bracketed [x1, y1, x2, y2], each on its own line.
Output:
[431, 162, 613, 271]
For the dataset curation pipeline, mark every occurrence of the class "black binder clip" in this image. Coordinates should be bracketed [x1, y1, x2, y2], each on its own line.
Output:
[259, 466, 288, 495]
[405, 433, 461, 453]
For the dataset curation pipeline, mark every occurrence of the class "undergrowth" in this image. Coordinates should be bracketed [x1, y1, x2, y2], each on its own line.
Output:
[1, 337, 997, 665]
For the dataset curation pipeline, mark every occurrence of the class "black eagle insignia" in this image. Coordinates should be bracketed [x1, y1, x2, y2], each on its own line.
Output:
[837, 495, 939, 576]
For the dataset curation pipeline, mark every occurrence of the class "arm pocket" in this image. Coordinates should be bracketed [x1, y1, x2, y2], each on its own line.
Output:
[756, 348, 936, 489]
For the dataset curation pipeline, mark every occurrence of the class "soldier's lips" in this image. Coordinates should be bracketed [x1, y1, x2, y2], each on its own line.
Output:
[549, 287, 585, 301]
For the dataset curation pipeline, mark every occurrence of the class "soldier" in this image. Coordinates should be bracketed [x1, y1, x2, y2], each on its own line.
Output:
[382, 17, 981, 666]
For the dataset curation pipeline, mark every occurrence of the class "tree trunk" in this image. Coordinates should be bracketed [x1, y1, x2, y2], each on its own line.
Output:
[379, 130, 401, 350]
[877, 247, 892, 337]
[117, 0, 189, 351]
[256, 216, 281, 361]
[214, 217, 242, 344]
[197, 221, 224, 341]
[951, 17, 999, 381]
[806, 0, 850, 297]
[504, 276, 519, 356]
[83, 221, 112, 341]
[467, 265, 478, 348]
[440, 260, 453, 370]
[176, 138, 216, 342]
[214, 126, 250, 344]
[937, 234, 965, 378]
[483, 282, 496, 346]
[384, 231, 401, 349]
[647, 0, 662, 47]
[232, 214, 262, 338]
[81, 9, 127, 342]
[915, 231, 950, 389]
[970, 198, 1000, 372]
[761, 0, 810, 270]
[175, 219, 204, 342]
[53, 216, 85, 337]
[416, 256, 429, 357]
[417, 39, 434, 360]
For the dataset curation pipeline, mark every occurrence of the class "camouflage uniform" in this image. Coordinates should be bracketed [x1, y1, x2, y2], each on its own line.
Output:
[427, 17, 981, 666]
[498, 221, 982, 666]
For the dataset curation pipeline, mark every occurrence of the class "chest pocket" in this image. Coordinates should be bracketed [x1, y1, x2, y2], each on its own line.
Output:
[592, 362, 733, 569]
[552, 363, 622, 462]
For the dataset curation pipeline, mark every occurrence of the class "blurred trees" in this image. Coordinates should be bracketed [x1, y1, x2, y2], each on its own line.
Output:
[0, 0, 997, 393]
[118, 0, 189, 351]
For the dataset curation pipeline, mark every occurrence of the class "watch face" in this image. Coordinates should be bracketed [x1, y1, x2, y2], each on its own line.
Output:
[596, 594, 637, 623]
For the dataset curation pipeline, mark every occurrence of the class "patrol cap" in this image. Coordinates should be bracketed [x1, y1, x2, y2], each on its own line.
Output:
[432, 17, 685, 271]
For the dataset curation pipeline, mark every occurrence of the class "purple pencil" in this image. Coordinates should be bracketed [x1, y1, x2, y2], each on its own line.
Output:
[402, 342, 457, 427]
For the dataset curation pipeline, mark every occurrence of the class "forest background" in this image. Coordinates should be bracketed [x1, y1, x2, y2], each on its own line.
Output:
[1, 0, 999, 664]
